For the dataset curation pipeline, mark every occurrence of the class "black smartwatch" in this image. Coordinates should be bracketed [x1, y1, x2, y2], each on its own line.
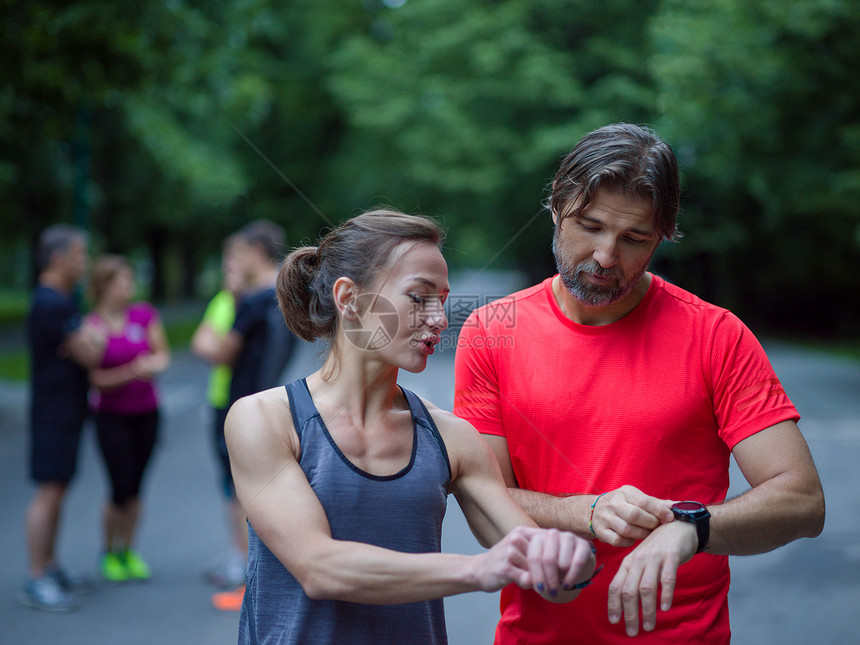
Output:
[671, 501, 710, 554]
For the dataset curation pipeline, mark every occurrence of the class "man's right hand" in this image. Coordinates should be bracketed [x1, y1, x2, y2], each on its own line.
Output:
[590, 486, 675, 547]
[61, 320, 106, 369]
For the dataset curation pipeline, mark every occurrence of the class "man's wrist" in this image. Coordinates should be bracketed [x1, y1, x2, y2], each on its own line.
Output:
[588, 492, 608, 538]
[670, 501, 711, 554]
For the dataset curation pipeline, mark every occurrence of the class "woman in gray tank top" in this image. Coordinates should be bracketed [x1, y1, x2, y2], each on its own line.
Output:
[226, 209, 598, 644]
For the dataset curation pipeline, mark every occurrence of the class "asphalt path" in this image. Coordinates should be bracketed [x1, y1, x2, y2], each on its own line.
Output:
[1, 297, 858, 644]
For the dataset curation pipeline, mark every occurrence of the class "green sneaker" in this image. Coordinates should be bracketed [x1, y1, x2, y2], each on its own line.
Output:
[100, 552, 128, 583]
[121, 549, 151, 581]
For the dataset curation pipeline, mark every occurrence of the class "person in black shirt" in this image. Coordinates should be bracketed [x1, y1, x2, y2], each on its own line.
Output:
[19, 224, 103, 612]
[193, 219, 297, 611]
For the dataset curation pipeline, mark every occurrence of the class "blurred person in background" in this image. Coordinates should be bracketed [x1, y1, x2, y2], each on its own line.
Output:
[19, 224, 104, 612]
[192, 234, 249, 591]
[85, 255, 170, 584]
[193, 219, 298, 611]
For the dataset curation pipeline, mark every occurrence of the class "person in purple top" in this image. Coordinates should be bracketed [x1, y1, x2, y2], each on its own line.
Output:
[84, 255, 170, 584]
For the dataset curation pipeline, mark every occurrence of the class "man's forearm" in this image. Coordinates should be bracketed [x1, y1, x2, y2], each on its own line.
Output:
[508, 488, 595, 539]
[711, 421, 825, 555]
[706, 476, 825, 556]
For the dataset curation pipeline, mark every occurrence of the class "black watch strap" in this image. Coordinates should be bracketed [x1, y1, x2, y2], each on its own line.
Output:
[693, 516, 710, 554]
[671, 502, 710, 554]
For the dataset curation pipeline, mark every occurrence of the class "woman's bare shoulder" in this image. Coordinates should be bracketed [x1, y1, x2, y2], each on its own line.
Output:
[226, 386, 298, 456]
[420, 397, 480, 438]
[413, 395, 490, 477]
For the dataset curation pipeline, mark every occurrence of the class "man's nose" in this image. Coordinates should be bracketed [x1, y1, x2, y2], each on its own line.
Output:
[593, 237, 618, 268]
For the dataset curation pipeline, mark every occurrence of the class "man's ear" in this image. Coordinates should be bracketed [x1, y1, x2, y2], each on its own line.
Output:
[332, 276, 359, 320]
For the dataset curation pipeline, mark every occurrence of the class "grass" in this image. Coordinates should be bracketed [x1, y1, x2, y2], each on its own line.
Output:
[163, 316, 199, 350]
[0, 288, 29, 326]
[0, 348, 28, 382]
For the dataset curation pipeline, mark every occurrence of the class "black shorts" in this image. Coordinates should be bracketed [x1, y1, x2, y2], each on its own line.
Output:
[30, 415, 88, 484]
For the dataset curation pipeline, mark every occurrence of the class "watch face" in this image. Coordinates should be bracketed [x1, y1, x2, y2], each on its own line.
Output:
[674, 501, 704, 512]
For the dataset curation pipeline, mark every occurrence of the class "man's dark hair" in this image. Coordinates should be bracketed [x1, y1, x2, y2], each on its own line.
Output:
[237, 219, 286, 263]
[37, 224, 88, 273]
[549, 123, 681, 241]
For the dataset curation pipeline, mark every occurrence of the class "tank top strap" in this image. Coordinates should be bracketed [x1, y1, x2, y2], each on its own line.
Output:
[285, 378, 316, 443]
[399, 386, 452, 481]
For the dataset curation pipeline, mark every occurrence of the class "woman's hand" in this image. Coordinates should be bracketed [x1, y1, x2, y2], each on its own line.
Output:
[132, 352, 169, 379]
[475, 526, 596, 602]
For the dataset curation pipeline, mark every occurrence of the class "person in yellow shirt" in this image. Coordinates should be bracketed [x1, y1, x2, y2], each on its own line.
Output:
[191, 235, 248, 596]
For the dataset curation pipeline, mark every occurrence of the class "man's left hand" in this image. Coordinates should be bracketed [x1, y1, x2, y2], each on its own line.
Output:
[606, 519, 697, 636]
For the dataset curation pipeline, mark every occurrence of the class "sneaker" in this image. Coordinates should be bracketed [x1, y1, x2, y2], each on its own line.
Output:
[47, 567, 95, 595]
[121, 549, 151, 582]
[100, 552, 129, 583]
[204, 552, 246, 589]
[212, 585, 245, 612]
[17, 575, 82, 612]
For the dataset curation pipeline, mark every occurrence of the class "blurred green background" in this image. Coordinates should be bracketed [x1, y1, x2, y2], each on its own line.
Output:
[1, 0, 859, 375]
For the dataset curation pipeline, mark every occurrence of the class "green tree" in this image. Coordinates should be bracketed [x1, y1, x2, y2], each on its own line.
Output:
[324, 0, 660, 277]
[651, 0, 860, 333]
[0, 1, 270, 295]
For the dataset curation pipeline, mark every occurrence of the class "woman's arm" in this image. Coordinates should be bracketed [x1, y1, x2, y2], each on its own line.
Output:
[138, 315, 170, 375]
[226, 389, 572, 604]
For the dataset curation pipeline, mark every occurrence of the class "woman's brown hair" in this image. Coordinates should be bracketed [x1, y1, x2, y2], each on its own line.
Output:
[277, 208, 445, 343]
[89, 254, 132, 305]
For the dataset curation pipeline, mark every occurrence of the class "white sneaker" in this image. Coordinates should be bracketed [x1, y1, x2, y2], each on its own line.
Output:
[17, 575, 82, 612]
[204, 552, 245, 589]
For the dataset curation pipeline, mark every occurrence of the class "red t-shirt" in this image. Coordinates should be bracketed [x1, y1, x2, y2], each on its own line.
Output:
[453, 275, 798, 645]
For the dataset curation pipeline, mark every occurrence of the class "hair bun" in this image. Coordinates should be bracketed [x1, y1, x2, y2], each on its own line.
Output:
[277, 246, 328, 342]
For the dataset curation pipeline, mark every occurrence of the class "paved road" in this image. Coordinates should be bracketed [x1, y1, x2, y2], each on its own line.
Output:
[1, 306, 858, 643]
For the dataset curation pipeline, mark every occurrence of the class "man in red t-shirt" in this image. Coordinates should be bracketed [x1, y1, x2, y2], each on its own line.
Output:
[454, 123, 825, 644]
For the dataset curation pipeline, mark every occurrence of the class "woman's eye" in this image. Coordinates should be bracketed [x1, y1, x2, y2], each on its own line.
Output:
[408, 293, 425, 305]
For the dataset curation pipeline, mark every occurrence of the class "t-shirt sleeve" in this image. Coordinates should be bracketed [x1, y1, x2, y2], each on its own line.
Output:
[202, 290, 235, 335]
[202, 292, 221, 323]
[232, 294, 262, 337]
[32, 294, 80, 347]
[453, 310, 506, 437]
[129, 302, 158, 328]
[710, 312, 800, 449]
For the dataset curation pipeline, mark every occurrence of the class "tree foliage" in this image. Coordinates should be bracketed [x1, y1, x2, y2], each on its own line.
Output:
[651, 0, 860, 332]
[324, 0, 659, 273]
[1, 0, 858, 333]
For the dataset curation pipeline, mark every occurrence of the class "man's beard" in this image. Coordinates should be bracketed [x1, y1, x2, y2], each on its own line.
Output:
[552, 229, 649, 307]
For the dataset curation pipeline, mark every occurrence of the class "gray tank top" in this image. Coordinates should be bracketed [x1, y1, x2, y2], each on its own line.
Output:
[238, 378, 452, 645]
